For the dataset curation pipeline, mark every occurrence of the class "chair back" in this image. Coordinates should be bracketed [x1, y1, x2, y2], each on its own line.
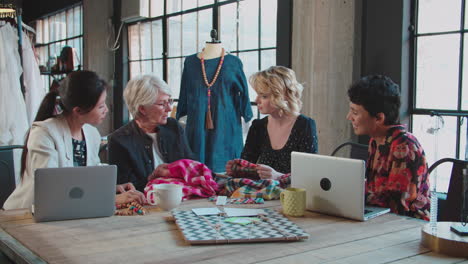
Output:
[428, 158, 468, 222]
[99, 143, 108, 164]
[331, 142, 369, 161]
[0, 145, 24, 209]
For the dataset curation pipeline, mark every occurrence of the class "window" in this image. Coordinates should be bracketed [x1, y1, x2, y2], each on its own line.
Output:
[127, 0, 278, 115]
[34, 4, 83, 90]
[412, 0, 468, 192]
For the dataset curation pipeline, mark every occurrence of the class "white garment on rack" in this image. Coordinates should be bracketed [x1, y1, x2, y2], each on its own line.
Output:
[0, 24, 29, 185]
[22, 31, 46, 124]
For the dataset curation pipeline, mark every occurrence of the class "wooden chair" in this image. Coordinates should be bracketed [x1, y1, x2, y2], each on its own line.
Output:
[428, 158, 468, 222]
[331, 142, 369, 161]
[0, 145, 24, 209]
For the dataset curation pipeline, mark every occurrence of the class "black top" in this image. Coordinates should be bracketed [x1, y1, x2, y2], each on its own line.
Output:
[72, 138, 87, 167]
[241, 114, 318, 174]
[108, 118, 196, 192]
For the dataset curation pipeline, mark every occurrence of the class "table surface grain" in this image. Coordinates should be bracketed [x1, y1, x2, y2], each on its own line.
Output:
[0, 199, 467, 264]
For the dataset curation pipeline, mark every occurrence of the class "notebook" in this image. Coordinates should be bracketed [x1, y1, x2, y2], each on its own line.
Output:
[291, 152, 390, 221]
[33, 165, 117, 222]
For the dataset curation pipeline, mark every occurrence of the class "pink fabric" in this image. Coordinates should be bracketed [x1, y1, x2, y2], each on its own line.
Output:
[235, 159, 257, 168]
[144, 159, 219, 201]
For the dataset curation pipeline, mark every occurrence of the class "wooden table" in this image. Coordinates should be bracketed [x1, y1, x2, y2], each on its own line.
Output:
[0, 200, 467, 264]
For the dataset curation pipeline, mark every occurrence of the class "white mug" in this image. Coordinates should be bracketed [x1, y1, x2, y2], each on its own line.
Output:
[146, 184, 183, 211]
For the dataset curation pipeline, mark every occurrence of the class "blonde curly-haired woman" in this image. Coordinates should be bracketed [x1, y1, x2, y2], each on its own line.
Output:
[226, 66, 318, 180]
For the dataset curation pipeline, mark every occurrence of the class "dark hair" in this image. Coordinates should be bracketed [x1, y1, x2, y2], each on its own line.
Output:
[21, 71, 107, 177]
[347, 75, 401, 125]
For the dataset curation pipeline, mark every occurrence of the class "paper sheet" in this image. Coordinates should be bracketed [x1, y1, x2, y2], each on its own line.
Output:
[223, 208, 265, 217]
[191, 208, 222, 216]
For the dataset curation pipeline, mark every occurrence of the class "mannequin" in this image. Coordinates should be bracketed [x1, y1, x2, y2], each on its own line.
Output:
[198, 42, 223, 60]
[198, 29, 224, 60]
[177, 29, 253, 172]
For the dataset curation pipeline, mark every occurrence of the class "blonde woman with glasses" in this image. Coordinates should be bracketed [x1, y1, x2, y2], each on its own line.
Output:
[108, 75, 195, 192]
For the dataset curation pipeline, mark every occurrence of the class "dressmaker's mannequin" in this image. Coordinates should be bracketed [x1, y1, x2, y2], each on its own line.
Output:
[177, 29, 253, 172]
[198, 42, 224, 60]
[198, 29, 224, 60]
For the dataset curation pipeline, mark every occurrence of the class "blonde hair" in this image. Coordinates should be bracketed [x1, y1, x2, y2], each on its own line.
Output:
[249, 66, 303, 116]
[124, 74, 172, 118]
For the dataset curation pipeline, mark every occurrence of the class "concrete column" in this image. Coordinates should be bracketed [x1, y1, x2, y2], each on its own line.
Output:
[83, 0, 114, 136]
[361, 0, 411, 125]
[292, 0, 361, 155]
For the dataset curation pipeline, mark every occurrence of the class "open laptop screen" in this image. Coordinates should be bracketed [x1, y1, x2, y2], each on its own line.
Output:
[292, 152, 373, 221]
[33, 165, 117, 222]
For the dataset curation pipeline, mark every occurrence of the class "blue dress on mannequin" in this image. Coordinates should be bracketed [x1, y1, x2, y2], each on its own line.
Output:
[177, 53, 253, 172]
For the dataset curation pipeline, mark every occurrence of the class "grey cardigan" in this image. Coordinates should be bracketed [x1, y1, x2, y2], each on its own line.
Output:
[4, 116, 101, 210]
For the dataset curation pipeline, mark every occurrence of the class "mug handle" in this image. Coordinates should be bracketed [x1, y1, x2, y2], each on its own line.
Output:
[280, 191, 285, 207]
[146, 189, 158, 205]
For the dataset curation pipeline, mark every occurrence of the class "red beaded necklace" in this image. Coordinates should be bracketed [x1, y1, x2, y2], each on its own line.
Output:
[200, 48, 225, 129]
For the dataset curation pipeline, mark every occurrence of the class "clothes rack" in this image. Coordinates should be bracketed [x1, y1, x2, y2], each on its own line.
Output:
[0, 4, 25, 97]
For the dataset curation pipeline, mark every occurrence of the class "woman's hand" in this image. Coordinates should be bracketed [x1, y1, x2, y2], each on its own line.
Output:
[115, 190, 146, 205]
[256, 164, 283, 180]
[225, 160, 235, 176]
[116, 182, 137, 194]
[148, 163, 169, 181]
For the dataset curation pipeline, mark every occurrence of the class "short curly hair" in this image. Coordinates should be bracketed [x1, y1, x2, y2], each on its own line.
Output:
[124, 74, 172, 118]
[347, 75, 401, 125]
[249, 66, 303, 116]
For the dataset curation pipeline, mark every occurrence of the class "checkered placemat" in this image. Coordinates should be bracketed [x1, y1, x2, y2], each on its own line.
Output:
[172, 209, 309, 244]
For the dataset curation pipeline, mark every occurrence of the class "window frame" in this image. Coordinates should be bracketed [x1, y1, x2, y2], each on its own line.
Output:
[33, 3, 84, 89]
[411, 0, 468, 161]
[114, 0, 291, 128]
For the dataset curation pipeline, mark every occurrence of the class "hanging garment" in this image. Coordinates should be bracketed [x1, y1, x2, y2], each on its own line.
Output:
[0, 24, 29, 184]
[177, 54, 253, 172]
[22, 31, 46, 124]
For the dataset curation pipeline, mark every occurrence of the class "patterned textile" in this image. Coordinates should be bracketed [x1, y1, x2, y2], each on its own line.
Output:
[72, 138, 87, 166]
[230, 159, 260, 180]
[222, 174, 291, 200]
[366, 125, 430, 221]
[145, 159, 219, 202]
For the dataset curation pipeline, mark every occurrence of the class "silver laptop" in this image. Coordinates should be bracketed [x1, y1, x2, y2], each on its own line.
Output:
[33, 165, 117, 222]
[291, 152, 390, 221]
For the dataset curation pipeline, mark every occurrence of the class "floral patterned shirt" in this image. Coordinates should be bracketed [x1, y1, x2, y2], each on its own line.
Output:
[72, 138, 87, 167]
[366, 125, 430, 220]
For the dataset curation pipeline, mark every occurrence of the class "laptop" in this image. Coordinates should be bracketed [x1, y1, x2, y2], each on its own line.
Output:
[33, 165, 117, 222]
[291, 152, 390, 221]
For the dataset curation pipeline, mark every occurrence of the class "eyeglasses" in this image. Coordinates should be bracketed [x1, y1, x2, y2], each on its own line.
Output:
[153, 98, 174, 108]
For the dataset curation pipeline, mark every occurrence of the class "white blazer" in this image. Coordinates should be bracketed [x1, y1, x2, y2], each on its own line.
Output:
[3, 116, 101, 210]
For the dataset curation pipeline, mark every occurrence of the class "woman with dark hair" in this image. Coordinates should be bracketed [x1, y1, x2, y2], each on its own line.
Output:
[346, 75, 430, 220]
[4, 71, 145, 210]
